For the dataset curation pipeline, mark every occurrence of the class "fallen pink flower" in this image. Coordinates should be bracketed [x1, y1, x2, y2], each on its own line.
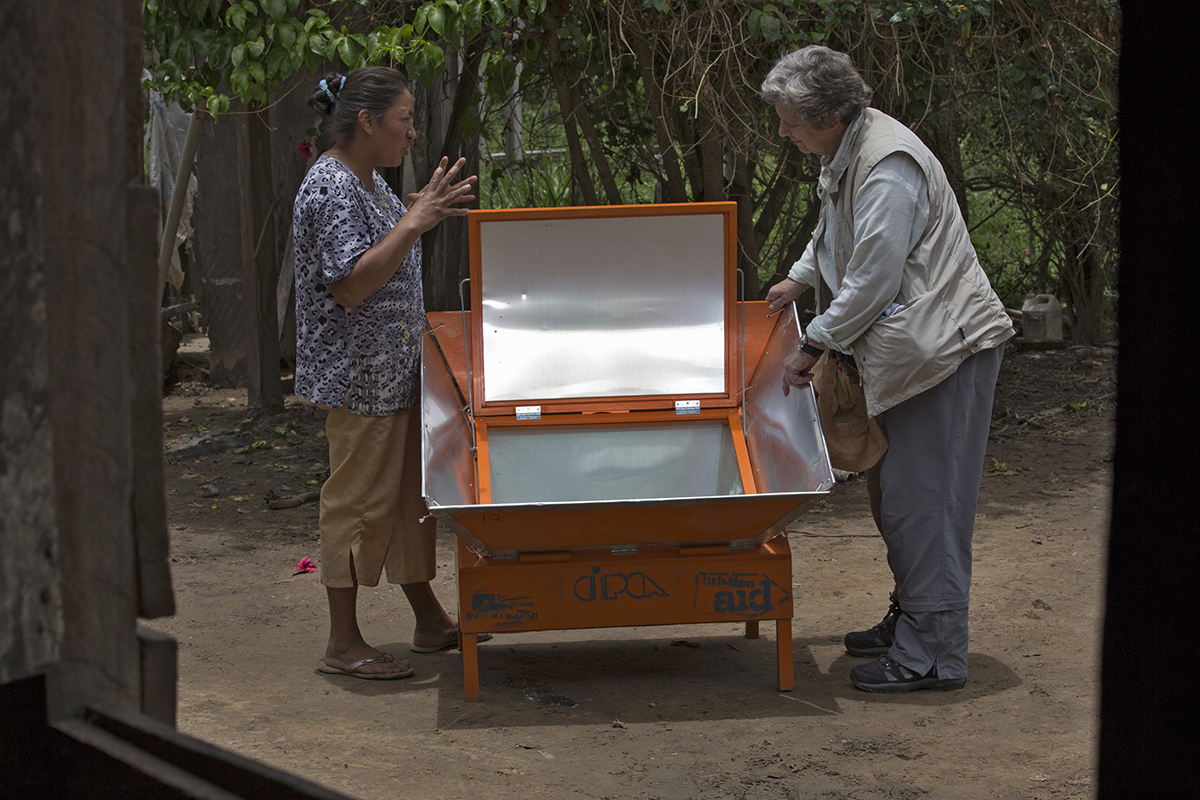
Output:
[294, 557, 317, 575]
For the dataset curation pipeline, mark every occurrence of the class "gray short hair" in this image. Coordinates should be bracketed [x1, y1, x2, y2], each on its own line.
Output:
[761, 46, 873, 128]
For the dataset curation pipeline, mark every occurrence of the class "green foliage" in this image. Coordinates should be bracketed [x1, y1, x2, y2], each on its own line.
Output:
[233, 439, 269, 455]
[480, 153, 573, 209]
[142, 0, 553, 111]
[145, 0, 370, 112]
[144, 0, 1119, 337]
[989, 458, 1015, 477]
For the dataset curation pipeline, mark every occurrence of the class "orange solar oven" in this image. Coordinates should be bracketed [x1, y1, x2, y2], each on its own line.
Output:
[421, 202, 833, 701]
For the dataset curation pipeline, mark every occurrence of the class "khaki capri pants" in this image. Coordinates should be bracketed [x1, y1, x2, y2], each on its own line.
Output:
[319, 403, 437, 588]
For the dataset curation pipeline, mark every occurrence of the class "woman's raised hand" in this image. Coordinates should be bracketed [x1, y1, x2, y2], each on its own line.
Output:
[405, 156, 477, 234]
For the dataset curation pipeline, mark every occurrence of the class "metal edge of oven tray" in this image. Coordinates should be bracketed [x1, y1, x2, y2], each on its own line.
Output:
[421, 301, 834, 559]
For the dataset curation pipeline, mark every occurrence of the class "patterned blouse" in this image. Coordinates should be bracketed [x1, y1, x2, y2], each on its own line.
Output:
[292, 154, 424, 415]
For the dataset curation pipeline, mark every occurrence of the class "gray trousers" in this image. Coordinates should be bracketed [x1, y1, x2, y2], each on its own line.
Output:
[864, 345, 1003, 679]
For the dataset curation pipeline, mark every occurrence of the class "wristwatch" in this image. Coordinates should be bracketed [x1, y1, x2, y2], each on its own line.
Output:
[798, 335, 826, 358]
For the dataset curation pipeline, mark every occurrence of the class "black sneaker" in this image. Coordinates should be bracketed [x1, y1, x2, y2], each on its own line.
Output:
[850, 655, 966, 693]
[843, 594, 901, 656]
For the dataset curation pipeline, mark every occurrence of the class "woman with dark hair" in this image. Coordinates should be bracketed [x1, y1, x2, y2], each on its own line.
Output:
[293, 66, 478, 679]
[762, 46, 1014, 693]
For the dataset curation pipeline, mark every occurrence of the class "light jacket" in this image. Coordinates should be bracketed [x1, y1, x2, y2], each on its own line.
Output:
[809, 108, 1013, 416]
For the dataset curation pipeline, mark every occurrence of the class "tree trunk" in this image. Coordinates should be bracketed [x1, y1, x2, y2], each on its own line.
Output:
[542, 11, 598, 207]
[193, 114, 250, 388]
[411, 49, 482, 313]
[698, 124, 724, 204]
[628, 27, 687, 202]
[1057, 235, 1108, 343]
[918, 104, 970, 226]
[728, 150, 760, 300]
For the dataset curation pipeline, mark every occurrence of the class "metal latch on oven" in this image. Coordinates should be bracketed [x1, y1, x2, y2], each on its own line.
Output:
[516, 405, 541, 420]
[674, 400, 701, 415]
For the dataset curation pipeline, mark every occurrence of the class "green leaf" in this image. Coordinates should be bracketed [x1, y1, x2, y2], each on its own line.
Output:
[267, 47, 289, 78]
[988, 458, 1015, 477]
[761, 15, 781, 42]
[428, 5, 446, 37]
[279, 19, 296, 50]
[262, 0, 287, 21]
[446, 14, 463, 45]
[227, 5, 247, 31]
[466, 0, 484, 35]
[405, 44, 425, 78]
[231, 43, 246, 68]
[487, 0, 504, 24]
[231, 65, 250, 96]
[338, 36, 356, 67]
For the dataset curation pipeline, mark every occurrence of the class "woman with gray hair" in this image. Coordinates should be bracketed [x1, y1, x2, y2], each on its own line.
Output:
[762, 46, 1014, 693]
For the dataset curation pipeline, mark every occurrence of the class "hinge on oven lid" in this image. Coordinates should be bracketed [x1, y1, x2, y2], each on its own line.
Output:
[674, 400, 701, 415]
[516, 405, 541, 420]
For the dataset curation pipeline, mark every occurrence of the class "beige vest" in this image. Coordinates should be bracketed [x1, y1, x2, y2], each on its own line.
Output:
[814, 109, 1014, 415]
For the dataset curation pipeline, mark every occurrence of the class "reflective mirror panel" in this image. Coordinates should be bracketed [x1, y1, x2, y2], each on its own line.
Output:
[486, 422, 743, 504]
[421, 330, 476, 509]
[475, 213, 728, 403]
[743, 305, 834, 493]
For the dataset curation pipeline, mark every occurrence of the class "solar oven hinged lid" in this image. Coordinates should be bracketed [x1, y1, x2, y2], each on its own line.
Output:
[467, 202, 740, 417]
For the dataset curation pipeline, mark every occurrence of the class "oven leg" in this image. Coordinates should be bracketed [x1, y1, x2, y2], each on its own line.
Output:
[744, 620, 759, 639]
[776, 618, 794, 692]
[462, 630, 480, 702]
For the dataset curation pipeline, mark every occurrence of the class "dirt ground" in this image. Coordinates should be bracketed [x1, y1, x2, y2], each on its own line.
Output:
[155, 339, 1115, 800]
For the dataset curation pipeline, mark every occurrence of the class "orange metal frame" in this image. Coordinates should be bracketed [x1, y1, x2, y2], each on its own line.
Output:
[473, 407, 757, 505]
[455, 538, 794, 702]
[430, 247, 796, 699]
[465, 202, 742, 417]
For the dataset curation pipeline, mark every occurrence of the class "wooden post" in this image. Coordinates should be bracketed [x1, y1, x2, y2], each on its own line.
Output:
[34, 0, 142, 720]
[236, 106, 285, 413]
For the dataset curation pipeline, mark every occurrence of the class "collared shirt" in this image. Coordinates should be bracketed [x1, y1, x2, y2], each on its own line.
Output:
[787, 112, 930, 352]
[293, 154, 425, 415]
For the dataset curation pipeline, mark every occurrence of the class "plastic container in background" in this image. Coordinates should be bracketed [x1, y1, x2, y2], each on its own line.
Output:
[1021, 293, 1064, 342]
